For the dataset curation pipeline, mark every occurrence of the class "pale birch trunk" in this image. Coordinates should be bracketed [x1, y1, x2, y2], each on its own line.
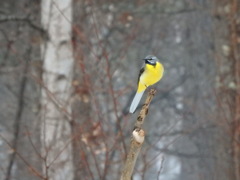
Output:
[41, 0, 74, 179]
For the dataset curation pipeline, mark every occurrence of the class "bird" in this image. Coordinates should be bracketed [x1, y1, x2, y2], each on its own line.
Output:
[129, 55, 164, 113]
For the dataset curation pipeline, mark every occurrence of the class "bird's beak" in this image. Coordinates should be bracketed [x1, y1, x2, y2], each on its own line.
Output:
[143, 58, 150, 62]
[143, 58, 151, 64]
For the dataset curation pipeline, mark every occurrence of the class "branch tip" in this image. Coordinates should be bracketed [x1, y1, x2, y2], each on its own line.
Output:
[149, 88, 157, 95]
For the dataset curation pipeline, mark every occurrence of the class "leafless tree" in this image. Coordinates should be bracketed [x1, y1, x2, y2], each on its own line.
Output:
[0, 0, 239, 180]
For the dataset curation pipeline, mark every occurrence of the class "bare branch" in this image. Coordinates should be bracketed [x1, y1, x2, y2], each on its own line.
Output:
[0, 15, 47, 39]
[135, 89, 156, 129]
[5, 55, 30, 180]
[120, 89, 156, 180]
[120, 128, 145, 180]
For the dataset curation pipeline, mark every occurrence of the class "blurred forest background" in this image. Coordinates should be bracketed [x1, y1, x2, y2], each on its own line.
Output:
[0, 0, 239, 180]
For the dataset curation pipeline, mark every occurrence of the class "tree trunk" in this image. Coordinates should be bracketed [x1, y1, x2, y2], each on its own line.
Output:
[41, 0, 74, 179]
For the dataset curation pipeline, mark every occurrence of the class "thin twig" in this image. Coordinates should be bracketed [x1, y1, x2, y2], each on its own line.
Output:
[0, 15, 47, 38]
[0, 134, 45, 179]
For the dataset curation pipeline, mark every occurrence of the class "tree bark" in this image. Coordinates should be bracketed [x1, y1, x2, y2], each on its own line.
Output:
[41, 0, 74, 179]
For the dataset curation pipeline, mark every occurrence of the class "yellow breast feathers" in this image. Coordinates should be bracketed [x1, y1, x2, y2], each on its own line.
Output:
[137, 62, 164, 92]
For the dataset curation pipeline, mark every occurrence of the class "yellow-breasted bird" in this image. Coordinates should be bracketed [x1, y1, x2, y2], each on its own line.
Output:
[129, 55, 164, 113]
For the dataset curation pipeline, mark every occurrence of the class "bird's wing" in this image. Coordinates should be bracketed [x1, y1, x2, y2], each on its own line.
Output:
[137, 66, 145, 85]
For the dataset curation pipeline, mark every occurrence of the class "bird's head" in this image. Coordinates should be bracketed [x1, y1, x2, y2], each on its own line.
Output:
[143, 55, 158, 65]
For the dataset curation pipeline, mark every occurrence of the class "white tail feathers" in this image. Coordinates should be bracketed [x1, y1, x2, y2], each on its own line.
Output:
[129, 91, 145, 113]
